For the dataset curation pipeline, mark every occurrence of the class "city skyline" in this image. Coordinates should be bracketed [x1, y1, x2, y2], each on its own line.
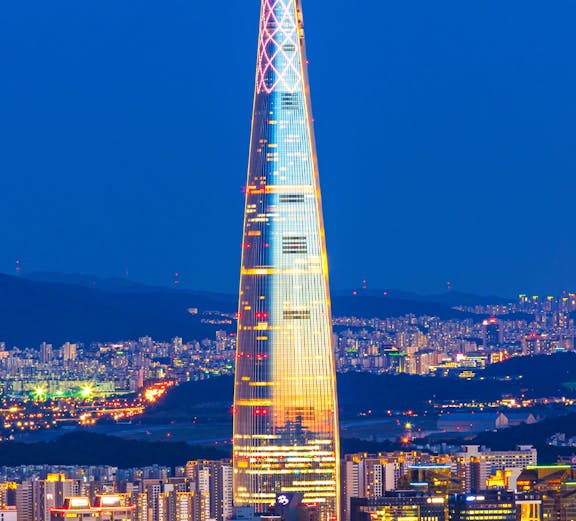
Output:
[2, 3, 576, 518]
[2, 1, 576, 296]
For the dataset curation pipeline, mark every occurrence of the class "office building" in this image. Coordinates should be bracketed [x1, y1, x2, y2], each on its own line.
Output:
[403, 465, 462, 496]
[350, 493, 446, 521]
[517, 465, 576, 521]
[448, 491, 516, 521]
[515, 494, 542, 521]
[50, 496, 134, 521]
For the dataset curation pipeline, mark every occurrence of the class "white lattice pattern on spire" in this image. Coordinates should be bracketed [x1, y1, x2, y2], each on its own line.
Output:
[257, 0, 302, 94]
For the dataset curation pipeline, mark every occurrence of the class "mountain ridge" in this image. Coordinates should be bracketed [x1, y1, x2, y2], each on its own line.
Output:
[1, 272, 516, 347]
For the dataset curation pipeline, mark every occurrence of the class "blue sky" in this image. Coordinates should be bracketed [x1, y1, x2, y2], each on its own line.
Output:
[1, 0, 575, 296]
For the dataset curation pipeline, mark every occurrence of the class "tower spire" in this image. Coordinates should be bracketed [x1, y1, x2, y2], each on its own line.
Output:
[257, 0, 304, 95]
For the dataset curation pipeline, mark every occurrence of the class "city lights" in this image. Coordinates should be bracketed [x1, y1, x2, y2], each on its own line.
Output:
[0, 0, 574, 519]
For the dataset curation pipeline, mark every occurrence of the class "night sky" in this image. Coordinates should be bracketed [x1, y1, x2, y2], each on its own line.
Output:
[1, 0, 575, 296]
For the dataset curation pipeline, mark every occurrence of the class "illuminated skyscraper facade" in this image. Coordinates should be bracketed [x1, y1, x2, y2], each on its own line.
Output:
[232, 0, 340, 519]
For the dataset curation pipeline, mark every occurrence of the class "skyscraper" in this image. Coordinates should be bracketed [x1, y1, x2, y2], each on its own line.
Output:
[232, 0, 340, 519]
[482, 318, 501, 349]
[40, 342, 53, 364]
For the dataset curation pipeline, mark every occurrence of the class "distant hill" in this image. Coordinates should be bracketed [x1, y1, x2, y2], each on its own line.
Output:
[423, 291, 510, 306]
[471, 413, 576, 464]
[0, 272, 523, 347]
[143, 376, 235, 422]
[331, 295, 474, 321]
[0, 273, 236, 347]
[0, 432, 227, 467]
[483, 353, 576, 396]
[5, 355, 574, 466]
[24, 272, 234, 298]
[142, 355, 576, 422]
[24, 272, 172, 293]
[0, 430, 405, 466]
[474, 413, 576, 450]
[335, 357, 573, 414]
[336, 289, 511, 307]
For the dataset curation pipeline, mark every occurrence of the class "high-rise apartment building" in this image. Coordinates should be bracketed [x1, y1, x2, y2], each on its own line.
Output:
[33, 475, 78, 521]
[522, 335, 542, 356]
[232, 0, 340, 519]
[39, 343, 53, 365]
[185, 460, 232, 521]
[15, 481, 33, 521]
[134, 493, 148, 521]
[162, 492, 195, 521]
[482, 318, 501, 348]
[342, 455, 398, 521]
[454, 445, 537, 492]
[62, 343, 77, 363]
